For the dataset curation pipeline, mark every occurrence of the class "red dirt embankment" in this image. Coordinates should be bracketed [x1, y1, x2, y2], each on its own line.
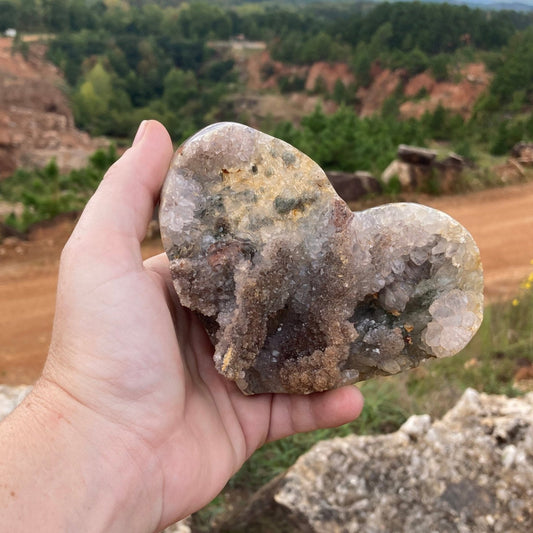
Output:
[1, 182, 532, 385]
[0, 37, 104, 177]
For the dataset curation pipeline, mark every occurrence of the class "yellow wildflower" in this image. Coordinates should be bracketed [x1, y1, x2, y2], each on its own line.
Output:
[512, 298, 520, 307]
[525, 282, 532, 290]
[528, 272, 533, 283]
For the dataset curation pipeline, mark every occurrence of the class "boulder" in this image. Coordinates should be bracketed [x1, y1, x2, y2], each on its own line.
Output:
[511, 142, 533, 166]
[381, 159, 413, 189]
[0, 385, 32, 422]
[219, 389, 533, 532]
[397, 144, 437, 166]
[382, 146, 469, 193]
[326, 170, 381, 202]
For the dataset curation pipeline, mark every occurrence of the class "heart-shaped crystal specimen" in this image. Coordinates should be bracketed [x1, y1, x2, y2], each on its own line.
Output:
[160, 123, 483, 394]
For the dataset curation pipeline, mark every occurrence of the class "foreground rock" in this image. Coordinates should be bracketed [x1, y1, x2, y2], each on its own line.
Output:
[219, 389, 533, 532]
[160, 122, 483, 394]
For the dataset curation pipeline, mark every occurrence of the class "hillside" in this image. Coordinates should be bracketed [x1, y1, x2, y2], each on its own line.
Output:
[203, 39, 492, 131]
[0, 37, 104, 178]
[0, 0, 532, 229]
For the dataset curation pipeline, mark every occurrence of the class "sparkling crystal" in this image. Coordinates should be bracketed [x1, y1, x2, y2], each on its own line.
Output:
[160, 123, 484, 394]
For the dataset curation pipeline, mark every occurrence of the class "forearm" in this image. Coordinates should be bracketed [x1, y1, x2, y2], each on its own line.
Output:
[0, 380, 162, 533]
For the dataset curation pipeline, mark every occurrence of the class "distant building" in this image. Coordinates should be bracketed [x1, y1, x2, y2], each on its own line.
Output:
[4, 29, 17, 38]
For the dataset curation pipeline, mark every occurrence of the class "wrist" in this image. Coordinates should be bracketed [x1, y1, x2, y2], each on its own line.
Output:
[0, 378, 164, 532]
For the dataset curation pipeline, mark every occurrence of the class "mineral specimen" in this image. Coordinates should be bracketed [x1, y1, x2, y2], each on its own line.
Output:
[159, 122, 483, 395]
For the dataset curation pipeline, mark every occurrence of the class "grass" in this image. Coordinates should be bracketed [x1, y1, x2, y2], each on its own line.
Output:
[192, 265, 533, 531]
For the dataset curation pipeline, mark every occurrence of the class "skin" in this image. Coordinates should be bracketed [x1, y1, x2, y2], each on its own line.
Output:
[0, 120, 364, 532]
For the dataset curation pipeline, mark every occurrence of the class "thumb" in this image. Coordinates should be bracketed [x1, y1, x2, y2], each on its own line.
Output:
[65, 120, 174, 271]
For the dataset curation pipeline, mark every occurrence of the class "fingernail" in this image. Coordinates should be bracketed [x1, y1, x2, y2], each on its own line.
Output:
[133, 120, 148, 147]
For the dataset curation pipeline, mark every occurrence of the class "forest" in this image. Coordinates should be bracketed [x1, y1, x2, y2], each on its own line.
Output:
[1, 0, 533, 215]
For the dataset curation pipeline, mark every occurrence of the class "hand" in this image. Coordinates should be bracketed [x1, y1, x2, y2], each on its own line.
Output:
[0, 120, 363, 532]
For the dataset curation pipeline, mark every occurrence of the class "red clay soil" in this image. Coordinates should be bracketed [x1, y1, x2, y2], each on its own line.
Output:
[1, 182, 533, 385]
[400, 63, 491, 120]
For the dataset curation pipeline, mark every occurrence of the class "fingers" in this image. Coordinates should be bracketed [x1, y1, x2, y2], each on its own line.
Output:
[266, 386, 364, 443]
[66, 121, 174, 268]
[144, 253, 170, 281]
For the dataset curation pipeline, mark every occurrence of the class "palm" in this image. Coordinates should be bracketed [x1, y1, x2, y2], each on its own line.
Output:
[42, 121, 363, 529]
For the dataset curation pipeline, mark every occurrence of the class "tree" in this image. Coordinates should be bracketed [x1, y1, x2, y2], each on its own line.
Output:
[430, 54, 450, 82]
[72, 62, 114, 134]
[42, 0, 70, 32]
[333, 79, 348, 105]
[353, 42, 372, 88]
[0, 1, 17, 31]
[368, 22, 393, 59]
[16, 0, 42, 31]
[177, 2, 232, 40]
[404, 47, 429, 76]
[488, 28, 533, 109]
[163, 68, 198, 110]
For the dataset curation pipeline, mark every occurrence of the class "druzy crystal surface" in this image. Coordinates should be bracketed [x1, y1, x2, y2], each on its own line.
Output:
[160, 123, 483, 395]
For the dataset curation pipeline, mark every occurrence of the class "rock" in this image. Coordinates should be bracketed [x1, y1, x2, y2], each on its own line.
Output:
[219, 389, 533, 533]
[511, 142, 533, 166]
[0, 39, 106, 178]
[325, 171, 381, 203]
[304, 62, 355, 93]
[397, 144, 437, 165]
[0, 385, 32, 422]
[162, 517, 192, 533]
[381, 159, 412, 189]
[160, 123, 483, 395]
[382, 147, 469, 193]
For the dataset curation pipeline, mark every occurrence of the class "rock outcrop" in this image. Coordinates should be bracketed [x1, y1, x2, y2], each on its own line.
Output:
[511, 142, 533, 167]
[400, 63, 491, 120]
[325, 170, 381, 203]
[0, 37, 104, 178]
[382, 145, 470, 193]
[219, 389, 533, 532]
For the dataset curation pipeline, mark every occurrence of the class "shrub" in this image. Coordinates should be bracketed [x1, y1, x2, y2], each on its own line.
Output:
[0, 146, 117, 233]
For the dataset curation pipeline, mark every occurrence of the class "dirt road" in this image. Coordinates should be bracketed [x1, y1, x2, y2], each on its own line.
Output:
[424, 182, 533, 301]
[1, 182, 533, 385]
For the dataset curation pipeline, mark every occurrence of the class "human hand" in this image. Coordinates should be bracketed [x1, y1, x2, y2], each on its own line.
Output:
[0, 121, 363, 532]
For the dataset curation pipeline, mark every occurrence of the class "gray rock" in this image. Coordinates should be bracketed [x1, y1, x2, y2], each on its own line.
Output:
[161, 517, 192, 533]
[325, 171, 381, 202]
[0, 385, 32, 422]
[220, 389, 533, 532]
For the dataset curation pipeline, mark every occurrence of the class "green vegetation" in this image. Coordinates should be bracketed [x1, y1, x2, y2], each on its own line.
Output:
[0, 1, 531, 231]
[271, 105, 427, 173]
[1, 96, 530, 233]
[0, 146, 117, 232]
[1, 0, 532, 144]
